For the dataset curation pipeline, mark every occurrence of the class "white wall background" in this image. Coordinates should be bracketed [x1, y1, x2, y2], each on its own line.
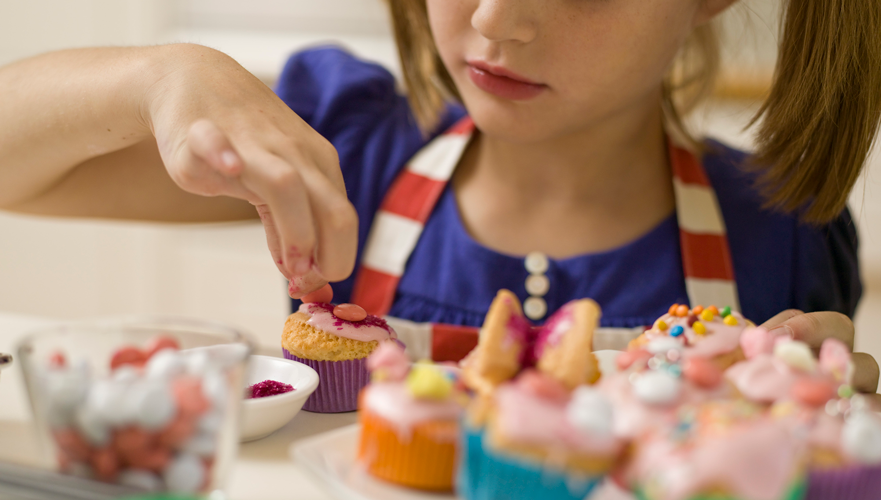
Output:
[1, 1, 880, 367]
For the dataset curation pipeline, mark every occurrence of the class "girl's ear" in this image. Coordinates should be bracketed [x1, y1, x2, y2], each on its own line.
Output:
[693, 0, 739, 26]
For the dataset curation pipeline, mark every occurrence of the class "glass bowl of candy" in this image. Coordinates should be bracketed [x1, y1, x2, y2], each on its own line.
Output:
[16, 316, 253, 496]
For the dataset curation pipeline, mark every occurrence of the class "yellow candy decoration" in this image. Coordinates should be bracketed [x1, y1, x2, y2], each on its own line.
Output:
[723, 315, 738, 326]
[700, 309, 715, 322]
[692, 321, 707, 335]
[655, 320, 668, 331]
[406, 364, 453, 400]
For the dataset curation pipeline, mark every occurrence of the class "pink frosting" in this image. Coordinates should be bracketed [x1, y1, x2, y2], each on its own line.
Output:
[806, 411, 844, 453]
[361, 383, 464, 440]
[598, 371, 729, 439]
[493, 383, 622, 455]
[645, 312, 748, 360]
[633, 420, 802, 500]
[366, 342, 410, 381]
[725, 354, 800, 403]
[298, 302, 397, 342]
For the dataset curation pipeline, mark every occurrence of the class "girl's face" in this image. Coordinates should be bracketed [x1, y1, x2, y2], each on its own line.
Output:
[427, 0, 725, 143]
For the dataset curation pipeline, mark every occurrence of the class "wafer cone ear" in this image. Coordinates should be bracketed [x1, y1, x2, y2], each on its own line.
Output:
[462, 290, 526, 395]
[537, 299, 601, 389]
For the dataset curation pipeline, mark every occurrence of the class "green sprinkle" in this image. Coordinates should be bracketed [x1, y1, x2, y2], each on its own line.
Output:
[838, 385, 854, 398]
[721, 306, 732, 317]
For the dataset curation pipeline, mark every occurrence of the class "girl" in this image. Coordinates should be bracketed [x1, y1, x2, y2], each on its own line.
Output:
[0, 0, 879, 393]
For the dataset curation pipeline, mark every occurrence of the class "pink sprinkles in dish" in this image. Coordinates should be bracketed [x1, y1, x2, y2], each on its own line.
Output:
[248, 379, 295, 399]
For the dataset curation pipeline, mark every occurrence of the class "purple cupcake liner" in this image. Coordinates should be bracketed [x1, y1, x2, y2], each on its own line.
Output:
[283, 349, 369, 413]
[806, 464, 881, 500]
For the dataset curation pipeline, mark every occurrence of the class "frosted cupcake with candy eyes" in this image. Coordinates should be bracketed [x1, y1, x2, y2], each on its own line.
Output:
[357, 343, 467, 491]
[628, 304, 754, 370]
[281, 286, 400, 413]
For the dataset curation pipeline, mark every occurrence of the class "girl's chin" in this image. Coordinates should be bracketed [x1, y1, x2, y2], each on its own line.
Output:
[465, 105, 566, 144]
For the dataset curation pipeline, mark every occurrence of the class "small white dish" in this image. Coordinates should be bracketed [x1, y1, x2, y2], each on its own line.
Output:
[241, 354, 319, 442]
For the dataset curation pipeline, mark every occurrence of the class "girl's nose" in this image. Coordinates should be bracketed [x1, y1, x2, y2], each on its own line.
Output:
[471, 0, 538, 44]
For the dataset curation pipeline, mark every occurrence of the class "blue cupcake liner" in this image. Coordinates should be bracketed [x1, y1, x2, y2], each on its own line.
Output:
[457, 423, 604, 500]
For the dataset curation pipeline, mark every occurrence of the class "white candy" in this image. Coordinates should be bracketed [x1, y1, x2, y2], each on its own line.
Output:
[130, 380, 176, 430]
[773, 340, 817, 372]
[74, 405, 109, 447]
[146, 349, 186, 379]
[566, 387, 614, 436]
[842, 411, 881, 465]
[163, 453, 206, 494]
[113, 365, 140, 383]
[633, 370, 682, 406]
[185, 351, 210, 375]
[86, 380, 132, 426]
[646, 338, 684, 355]
[183, 430, 217, 457]
[45, 366, 89, 423]
[118, 469, 164, 492]
[202, 369, 228, 409]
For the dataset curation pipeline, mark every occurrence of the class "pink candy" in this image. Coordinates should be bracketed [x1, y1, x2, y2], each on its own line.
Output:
[819, 338, 852, 382]
[333, 303, 368, 322]
[517, 369, 570, 403]
[791, 378, 837, 407]
[682, 357, 723, 388]
[301, 283, 333, 304]
[110, 347, 147, 371]
[366, 342, 410, 381]
[740, 328, 776, 360]
[616, 349, 653, 371]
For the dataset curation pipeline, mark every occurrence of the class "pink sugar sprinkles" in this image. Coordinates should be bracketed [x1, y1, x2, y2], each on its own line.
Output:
[248, 379, 295, 399]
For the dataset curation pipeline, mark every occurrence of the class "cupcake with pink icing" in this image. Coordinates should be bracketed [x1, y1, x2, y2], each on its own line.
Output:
[357, 342, 466, 491]
[599, 333, 733, 441]
[626, 399, 808, 500]
[726, 330, 881, 500]
[629, 304, 754, 370]
[458, 290, 617, 500]
[281, 286, 399, 412]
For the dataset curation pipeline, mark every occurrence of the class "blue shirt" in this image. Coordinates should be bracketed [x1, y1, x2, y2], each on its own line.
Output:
[275, 46, 861, 328]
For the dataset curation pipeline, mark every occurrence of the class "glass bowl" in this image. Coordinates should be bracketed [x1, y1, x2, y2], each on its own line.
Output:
[17, 316, 253, 497]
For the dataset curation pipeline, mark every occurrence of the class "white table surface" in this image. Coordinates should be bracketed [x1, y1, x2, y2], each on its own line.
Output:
[0, 310, 354, 500]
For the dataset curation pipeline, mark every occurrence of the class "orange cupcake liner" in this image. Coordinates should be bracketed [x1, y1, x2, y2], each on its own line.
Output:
[358, 401, 458, 491]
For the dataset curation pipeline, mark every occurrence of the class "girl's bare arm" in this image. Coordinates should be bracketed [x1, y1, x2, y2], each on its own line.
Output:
[0, 44, 358, 294]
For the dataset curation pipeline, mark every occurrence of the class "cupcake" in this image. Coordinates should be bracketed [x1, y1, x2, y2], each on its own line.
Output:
[628, 304, 754, 370]
[281, 300, 399, 413]
[727, 332, 881, 500]
[600, 334, 732, 440]
[626, 399, 808, 500]
[459, 290, 614, 500]
[357, 342, 467, 491]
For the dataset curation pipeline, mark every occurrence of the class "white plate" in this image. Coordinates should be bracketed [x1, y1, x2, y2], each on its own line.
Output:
[291, 424, 635, 500]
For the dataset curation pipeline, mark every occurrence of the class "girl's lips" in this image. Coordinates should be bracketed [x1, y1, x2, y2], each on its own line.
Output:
[467, 64, 547, 101]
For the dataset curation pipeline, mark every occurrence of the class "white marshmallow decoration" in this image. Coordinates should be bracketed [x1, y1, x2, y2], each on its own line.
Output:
[201, 369, 228, 409]
[566, 387, 614, 436]
[842, 411, 881, 465]
[163, 453, 206, 493]
[112, 365, 140, 383]
[646, 338, 684, 355]
[182, 430, 217, 457]
[773, 341, 817, 372]
[84, 380, 131, 427]
[185, 351, 210, 375]
[633, 370, 682, 406]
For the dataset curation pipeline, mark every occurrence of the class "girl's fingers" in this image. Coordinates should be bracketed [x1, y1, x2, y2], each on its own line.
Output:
[187, 119, 243, 176]
[852, 352, 880, 394]
[765, 311, 855, 351]
[759, 309, 804, 331]
[237, 149, 317, 278]
[288, 269, 328, 299]
[297, 166, 359, 282]
[253, 204, 289, 279]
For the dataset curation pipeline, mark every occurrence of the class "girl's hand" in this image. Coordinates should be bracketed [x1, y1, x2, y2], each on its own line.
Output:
[144, 45, 358, 297]
[761, 310, 881, 407]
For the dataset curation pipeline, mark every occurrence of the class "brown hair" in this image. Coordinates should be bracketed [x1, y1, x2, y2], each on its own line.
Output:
[387, 0, 881, 223]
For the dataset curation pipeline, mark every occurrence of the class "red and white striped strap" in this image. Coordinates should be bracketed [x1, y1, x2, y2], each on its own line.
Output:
[352, 117, 738, 360]
[669, 143, 740, 311]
